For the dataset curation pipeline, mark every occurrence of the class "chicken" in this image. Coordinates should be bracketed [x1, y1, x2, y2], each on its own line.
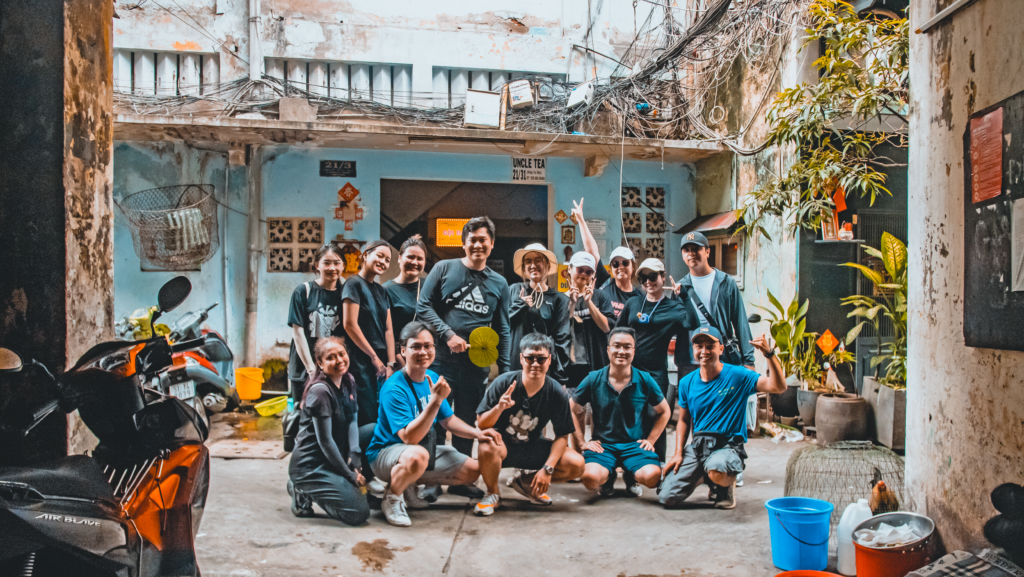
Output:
[869, 467, 900, 515]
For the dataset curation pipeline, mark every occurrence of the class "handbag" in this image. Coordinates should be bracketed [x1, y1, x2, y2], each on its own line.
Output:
[401, 370, 437, 471]
[684, 285, 743, 361]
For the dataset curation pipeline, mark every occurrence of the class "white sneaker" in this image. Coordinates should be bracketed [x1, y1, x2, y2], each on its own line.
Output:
[473, 493, 500, 517]
[736, 472, 744, 487]
[367, 477, 387, 497]
[627, 483, 644, 498]
[382, 492, 411, 527]
[404, 484, 430, 509]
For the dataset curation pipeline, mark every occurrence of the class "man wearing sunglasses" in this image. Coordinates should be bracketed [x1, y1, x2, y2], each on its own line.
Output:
[473, 333, 584, 516]
[615, 259, 698, 464]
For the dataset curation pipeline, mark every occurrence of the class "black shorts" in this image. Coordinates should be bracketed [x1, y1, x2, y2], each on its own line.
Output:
[502, 438, 553, 470]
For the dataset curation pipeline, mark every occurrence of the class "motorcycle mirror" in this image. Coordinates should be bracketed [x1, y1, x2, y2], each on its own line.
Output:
[158, 276, 192, 314]
[0, 347, 24, 372]
[747, 314, 762, 324]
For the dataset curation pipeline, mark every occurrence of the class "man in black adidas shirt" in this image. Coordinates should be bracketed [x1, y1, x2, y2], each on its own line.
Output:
[417, 217, 512, 479]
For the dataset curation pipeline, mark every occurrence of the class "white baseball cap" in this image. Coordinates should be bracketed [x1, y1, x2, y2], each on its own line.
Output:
[568, 251, 597, 271]
[609, 246, 636, 262]
[636, 258, 665, 275]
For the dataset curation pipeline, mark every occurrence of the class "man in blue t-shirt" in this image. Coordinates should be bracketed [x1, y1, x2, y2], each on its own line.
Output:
[659, 326, 786, 509]
[368, 322, 502, 527]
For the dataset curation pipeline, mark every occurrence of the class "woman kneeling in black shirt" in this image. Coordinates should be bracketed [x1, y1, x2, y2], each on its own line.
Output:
[288, 337, 370, 525]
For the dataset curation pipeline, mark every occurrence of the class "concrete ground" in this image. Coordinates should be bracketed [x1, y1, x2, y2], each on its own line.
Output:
[197, 413, 802, 577]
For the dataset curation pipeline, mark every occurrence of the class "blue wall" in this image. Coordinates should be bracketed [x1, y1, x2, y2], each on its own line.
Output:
[114, 142, 694, 366]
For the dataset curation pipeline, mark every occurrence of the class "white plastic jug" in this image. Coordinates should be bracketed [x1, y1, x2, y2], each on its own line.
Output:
[837, 498, 873, 575]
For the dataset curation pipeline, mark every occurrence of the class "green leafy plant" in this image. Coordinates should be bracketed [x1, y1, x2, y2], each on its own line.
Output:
[740, 0, 909, 238]
[840, 231, 907, 388]
[756, 289, 809, 377]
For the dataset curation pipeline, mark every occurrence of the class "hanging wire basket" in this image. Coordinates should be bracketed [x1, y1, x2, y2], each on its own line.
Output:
[785, 441, 906, 555]
[117, 185, 219, 269]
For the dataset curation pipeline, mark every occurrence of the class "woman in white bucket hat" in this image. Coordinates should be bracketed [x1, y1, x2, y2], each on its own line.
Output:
[508, 244, 571, 381]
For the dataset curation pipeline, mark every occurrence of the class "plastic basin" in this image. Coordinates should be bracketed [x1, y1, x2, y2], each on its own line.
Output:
[255, 395, 288, 417]
[235, 367, 265, 401]
[853, 512, 935, 577]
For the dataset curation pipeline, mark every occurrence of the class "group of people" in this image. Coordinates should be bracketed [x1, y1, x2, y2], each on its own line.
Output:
[285, 204, 788, 527]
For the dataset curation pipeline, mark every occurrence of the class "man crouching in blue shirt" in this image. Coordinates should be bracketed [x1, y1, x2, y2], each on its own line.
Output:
[571, 327, 671, 498]
[659, 327, 786, 509]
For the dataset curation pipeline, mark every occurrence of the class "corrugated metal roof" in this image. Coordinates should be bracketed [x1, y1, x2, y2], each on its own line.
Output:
[673, 211, 740, 235]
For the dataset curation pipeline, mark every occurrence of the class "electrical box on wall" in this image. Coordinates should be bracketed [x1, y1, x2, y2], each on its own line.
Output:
[464, 89, 502, 128]
[567, 81, 595, 109]
[509, 79, 535, 109]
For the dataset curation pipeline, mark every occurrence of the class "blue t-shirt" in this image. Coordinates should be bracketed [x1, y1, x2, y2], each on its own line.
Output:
[678, 364, 759, 441]
[366, 369, 454, 464]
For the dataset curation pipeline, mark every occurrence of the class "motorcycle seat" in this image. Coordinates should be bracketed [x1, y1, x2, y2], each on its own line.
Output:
[0, 455, 116, 503]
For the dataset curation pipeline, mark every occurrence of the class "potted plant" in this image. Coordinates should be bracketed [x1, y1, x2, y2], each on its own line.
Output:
[841, 232, 908, 450]
[757, 290, 809, 418]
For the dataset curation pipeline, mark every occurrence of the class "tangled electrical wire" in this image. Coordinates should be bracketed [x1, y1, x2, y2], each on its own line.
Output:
[114, 0, 811, 154]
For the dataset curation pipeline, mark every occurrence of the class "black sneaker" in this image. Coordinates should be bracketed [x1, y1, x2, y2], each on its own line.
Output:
[599, 469, 618, 498]
[287, 480, 314, 517]
[420, 484, 442, 503]
[448, 484, 485, 499]
[714, 480, 737, 509]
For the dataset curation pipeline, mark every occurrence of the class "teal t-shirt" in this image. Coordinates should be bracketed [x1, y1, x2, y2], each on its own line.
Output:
[678, 364, 759, 441]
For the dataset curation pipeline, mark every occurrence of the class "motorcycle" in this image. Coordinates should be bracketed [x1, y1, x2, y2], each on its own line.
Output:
[0, 276, 211, 576]
[117, 301, 238, 417]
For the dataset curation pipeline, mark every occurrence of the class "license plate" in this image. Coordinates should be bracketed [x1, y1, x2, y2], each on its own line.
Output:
[169, 380, 196, 400]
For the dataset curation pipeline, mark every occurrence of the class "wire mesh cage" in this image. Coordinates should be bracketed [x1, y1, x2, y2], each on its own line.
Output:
[785, 441, 906, 555]
[117, 185, 220, 270]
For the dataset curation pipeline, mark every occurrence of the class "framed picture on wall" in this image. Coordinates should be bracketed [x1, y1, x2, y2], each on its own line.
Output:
[821, 211, 840, 241]
[561, 225, 575, 244]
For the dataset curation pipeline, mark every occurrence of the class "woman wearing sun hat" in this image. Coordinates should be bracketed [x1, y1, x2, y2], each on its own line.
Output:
[616, 258, 699, 462]
[508, 243, 571, 383]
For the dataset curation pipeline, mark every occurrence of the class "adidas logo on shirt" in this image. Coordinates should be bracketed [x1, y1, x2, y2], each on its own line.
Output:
[454, 286, 490, 314]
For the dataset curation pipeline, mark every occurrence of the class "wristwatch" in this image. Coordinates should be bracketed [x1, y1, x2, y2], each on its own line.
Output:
[387, 361, 400, 370]
[764, 349, 777, 358]
[542, 465, 555, 475]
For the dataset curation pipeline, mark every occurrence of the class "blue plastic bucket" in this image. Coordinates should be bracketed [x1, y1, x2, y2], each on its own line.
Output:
[765, 497, 834, 571]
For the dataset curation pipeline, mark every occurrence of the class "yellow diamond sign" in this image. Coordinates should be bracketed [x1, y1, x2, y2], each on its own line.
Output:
[816, 330, 839, 356]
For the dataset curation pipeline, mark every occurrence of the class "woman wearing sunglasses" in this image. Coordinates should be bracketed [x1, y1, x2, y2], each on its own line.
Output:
[508, 244, 570, 384]
[571, 199, 642, 321]
[615, 258, 698, 462]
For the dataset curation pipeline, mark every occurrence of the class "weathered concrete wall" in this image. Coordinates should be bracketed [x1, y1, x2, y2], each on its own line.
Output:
[0, 0, 114, 463]
[907, 0, 1024, 550]
[112, 0, 663, 89]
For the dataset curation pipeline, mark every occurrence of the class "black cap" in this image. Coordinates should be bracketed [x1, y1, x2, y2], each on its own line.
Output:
[680, 231, 709, 249]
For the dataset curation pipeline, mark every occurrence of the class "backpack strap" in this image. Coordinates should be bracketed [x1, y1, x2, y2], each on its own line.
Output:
[304, 282, 311, 298]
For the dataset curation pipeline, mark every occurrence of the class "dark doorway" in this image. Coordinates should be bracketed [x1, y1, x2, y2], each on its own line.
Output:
[380, 179, 549, 284]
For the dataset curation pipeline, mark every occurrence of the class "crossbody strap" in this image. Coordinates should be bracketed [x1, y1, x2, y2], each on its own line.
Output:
[400, 370, 428, 415]
[685, 285, 723, 334]
[442, 275, 486, 313]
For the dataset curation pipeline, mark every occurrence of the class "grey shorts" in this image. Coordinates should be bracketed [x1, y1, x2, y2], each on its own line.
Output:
[370, 444, 469, 487]
[658, 434, 746, 508]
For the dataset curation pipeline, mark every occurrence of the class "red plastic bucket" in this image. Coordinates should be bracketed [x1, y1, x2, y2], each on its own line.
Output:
[853, 512, 935, 577]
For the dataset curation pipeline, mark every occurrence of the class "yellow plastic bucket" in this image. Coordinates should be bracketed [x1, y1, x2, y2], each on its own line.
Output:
[255, 395, 288, 417]
[235, 367, 265, 401]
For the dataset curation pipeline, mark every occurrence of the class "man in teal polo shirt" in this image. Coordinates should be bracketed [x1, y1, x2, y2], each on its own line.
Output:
[659, 327, 785, 509]
[570, 327, 671, 498]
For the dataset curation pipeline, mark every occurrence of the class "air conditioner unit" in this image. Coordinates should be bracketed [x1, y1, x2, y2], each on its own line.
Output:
[566, 81, 594, 109]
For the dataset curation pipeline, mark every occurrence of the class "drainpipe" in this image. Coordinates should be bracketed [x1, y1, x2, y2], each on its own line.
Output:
[243, 145, 262, 366]
[249, 0, 261, 82]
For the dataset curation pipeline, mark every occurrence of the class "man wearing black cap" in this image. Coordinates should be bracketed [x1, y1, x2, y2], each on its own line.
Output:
[671, 231, 755, 374]
[658, 327, 786, 509]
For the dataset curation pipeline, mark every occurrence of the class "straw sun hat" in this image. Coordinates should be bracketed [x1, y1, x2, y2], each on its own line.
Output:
[513, 243, 558, 277]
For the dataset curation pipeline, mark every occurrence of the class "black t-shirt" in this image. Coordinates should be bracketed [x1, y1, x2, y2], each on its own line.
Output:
[342, 274, 392, 354]
[289, 377, 358, 480]
[384, 279, 420, 342]
[416, 259, 512, 371]
[616, 295, 698, 389]
[508, 283, 571, 381]
[571, 366, 665, 444]
[287, 281, 345, 381]
[569, 289, 615, 372]
[476, 371, 575, 444]
[596, 258, 643, 320]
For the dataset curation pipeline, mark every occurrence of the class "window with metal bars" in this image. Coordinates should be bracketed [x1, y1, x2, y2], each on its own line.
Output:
[264, 59, 412, 107]
[113, 48, 220, 95]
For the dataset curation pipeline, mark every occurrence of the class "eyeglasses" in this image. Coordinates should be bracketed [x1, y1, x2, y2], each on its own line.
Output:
[638, 273, 662, 284]
[610, 260, 630, 269]
[406, 343, 435, 352]
[610, 343, 635, 352]
[522, 354, 550, 365]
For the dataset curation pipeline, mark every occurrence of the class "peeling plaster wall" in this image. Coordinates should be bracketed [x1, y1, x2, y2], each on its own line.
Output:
[0, 0, 114, 463]
[113, 0, 665, 93]
[907, 0, 1024, 550]
[112, 142, 250, 361]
